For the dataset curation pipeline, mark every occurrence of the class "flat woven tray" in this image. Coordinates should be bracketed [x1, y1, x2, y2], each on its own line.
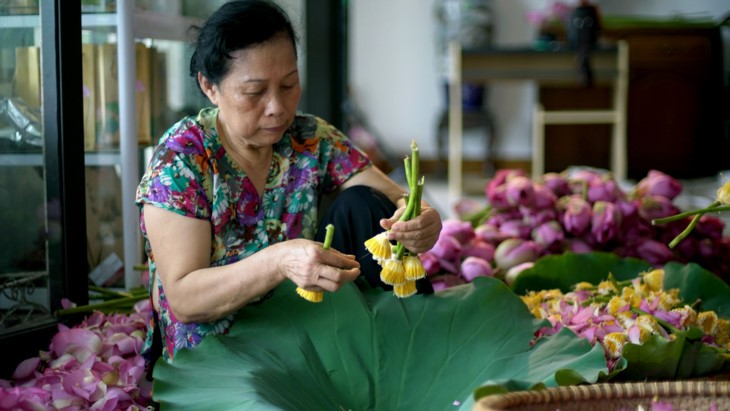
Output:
[474, 381, 730, 411]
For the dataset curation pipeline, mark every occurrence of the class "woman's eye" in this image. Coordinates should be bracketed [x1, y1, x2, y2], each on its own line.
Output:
[244, 90, 264, 96]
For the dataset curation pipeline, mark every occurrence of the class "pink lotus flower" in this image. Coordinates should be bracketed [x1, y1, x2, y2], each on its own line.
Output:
[430, 274, 467, 292]
[494, 238, 539, 270]
[440, 219, 475, 244]
[460, 256, 493, 282]
[560, 195, 592, 236]
[635, 169, 683, 200]
[531, 221, 564, 250]
[505, 176, 536, 208]
[638, 195, 680, 221]
[591, 201, 621, 245]
[461, 238, 495, 261]
[635, 239, 676, 266]
[541, 172, 571, 197]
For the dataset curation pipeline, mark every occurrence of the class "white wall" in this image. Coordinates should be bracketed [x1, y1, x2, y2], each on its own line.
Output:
[349, 0, 729, 162]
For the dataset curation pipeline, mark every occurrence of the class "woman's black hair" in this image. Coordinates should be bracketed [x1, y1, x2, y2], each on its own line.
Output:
[189, 0, 298, 93]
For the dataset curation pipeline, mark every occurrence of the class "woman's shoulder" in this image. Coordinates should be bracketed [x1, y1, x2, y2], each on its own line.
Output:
[159, 108, 217, 156]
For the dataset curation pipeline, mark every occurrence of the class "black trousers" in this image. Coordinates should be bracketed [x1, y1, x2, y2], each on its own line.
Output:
[315, 185, 433, 294]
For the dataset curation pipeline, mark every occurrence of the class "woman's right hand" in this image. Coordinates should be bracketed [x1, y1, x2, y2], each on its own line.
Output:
[276, 239, 360, 292]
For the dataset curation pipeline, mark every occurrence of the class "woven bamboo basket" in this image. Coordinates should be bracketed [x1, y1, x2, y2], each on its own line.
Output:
[474, 381, 730, 411]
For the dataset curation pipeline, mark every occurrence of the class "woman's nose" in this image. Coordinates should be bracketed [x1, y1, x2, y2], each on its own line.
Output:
[265, 91, 285, 116]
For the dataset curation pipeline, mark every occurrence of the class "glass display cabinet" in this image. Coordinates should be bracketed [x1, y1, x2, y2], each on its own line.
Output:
[0, 0, 204, 378]
[0, 0, 87, 377]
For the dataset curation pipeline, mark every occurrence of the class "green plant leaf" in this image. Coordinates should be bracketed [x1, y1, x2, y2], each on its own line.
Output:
[152, 277, 608, 410]
[510, 251, 652, 294]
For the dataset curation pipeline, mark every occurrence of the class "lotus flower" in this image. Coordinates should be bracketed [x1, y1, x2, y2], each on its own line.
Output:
[531, 220, 565, 250]
[635, 239, 675, 265]
[638, 195, 680, 221]
[505, 176, 536, 207]
[494, 238, 539, 271]
[590, 201, 621, 245]
[560, 195, 592, 236]
[460, 256, 493, 282]
[635, 169, 683, 200]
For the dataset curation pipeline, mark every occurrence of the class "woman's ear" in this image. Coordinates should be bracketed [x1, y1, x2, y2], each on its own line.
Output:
[198, 72, 219, 105]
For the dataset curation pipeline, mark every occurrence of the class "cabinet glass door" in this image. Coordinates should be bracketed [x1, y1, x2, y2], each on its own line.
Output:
[0, 6, 50, 334]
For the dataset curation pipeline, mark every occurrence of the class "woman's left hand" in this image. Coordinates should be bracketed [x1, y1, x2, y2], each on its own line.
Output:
[380, 205, 442, 254]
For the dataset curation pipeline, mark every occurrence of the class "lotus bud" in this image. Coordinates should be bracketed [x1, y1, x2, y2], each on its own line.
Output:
[532, 183, 557, 209]
[560, 195, 592, 236]
[404, 255, 426, 281]
[635, 170, 683, 200]
[380, 258, 406, 286]
[717, 180, 730, 205]
[430, 274, 467, 292]
[393, 280, 417, 298]
[440, 219, 476, 244]
[504, 262, 534, 286]
[531, 221, 564, 249]
[494, 238, 539, 271]
[565, 238, 593, 254]
[637, 195, 679, 221]
[460, 256, 493, 282]
[461, 238, 495, 261]
[499, 219, 532, 240]
[430, 233, 462, 261]
[418, 252, 441, 276]
[505, 176, 536, 207]
[522, 207, 557, 227]
[474, 223, 507, 244]
[453, 198, 485, 219]
[541, 172, 571, 197]
[591, 201, 621, 245]
[587, 178, 624, 204]
[485, 183, 510, 209]
[635, 239, 675, 266]
[695, 215, 725, 241]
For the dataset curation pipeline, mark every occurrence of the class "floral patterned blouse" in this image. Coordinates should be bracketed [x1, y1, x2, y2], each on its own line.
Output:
[135, 108, 370, 362]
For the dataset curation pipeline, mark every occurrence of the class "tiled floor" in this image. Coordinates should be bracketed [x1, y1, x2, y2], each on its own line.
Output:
[420, 170, 730, 236]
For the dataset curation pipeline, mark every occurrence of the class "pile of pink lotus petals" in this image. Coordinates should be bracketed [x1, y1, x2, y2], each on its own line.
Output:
[0, 299, 153, 410]
[420, 168, 730, 290]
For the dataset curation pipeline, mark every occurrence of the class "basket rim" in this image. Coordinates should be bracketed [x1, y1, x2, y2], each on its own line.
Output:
[476, 380, 730, 410]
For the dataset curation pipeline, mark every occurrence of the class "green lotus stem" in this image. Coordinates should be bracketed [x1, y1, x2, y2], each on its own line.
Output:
[322, 223, 334, 250]
[55, 295, 145, 316]
[652, 201, 727, 225]
[668, 212, 703, 249]
[404, 156, 412, 190]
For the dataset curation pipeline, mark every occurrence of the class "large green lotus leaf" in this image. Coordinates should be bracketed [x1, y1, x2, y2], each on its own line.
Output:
[510, 252, 652, 294]
[662, 261, 730, 316]
[152, 277, 608, 410]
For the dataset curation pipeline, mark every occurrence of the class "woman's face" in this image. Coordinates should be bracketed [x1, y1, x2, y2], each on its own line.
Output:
[201, 33, 301, 149]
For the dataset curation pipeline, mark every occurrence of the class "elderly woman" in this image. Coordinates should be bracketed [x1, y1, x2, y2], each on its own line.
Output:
[135, 0, 442, 365]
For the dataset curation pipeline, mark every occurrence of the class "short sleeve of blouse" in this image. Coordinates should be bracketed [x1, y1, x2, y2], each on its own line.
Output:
[313, 116, 371, 192]
[135, 120, 211, 220]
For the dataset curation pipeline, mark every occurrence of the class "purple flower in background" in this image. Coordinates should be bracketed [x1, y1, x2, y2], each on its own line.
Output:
[430, 233, 462, 261]
[532, 183, 557, 209]
[522, 207, 558, 227]
[561, 195, 592, 236]
[532, 221, 565, 249]
[638, 195, 680, 221]
[565, 238, 593, 254]
[694, 215, 726, 241]
[430, 274, 466, 292]
[541, 172, 571, 197]
[591, 201, 621, 245]
[462, 239, 495, 261]
[504, 261, 534, 285]
[636, 239, 676, 265]
[474, 223, 509, 244]
[460, 256, 493, 282]
[494, 238, 539, 270]
[635, 169, 683, 200]
[419, 252, 441, 276]
[587, 178, 624, 204]
[499, 219, 532, 240]
[441, 219, 476, 244]
[505, 176, 536, 207]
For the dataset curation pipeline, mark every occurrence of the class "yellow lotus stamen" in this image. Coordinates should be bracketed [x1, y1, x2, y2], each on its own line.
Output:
[696, 311, 719, 336]
[296, 224, 335, 303]
[296, 287, 323, 303]
[635, 314, 661, 335]
[642, 269, 665, 292]
[606, 296, 628, 317]
[364, 232, 392, 262]
[380, 258, 406, 286]
[615, 311, 635, 329]
[393, 280, 417, 298]
[403, 255, 426, 281]
[603, 332, 627, 359]
[671, 305, 697, 328]
[716, 180, 730, 205]
[574, 282, 594, 291]
[597, 280, 617, 295]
